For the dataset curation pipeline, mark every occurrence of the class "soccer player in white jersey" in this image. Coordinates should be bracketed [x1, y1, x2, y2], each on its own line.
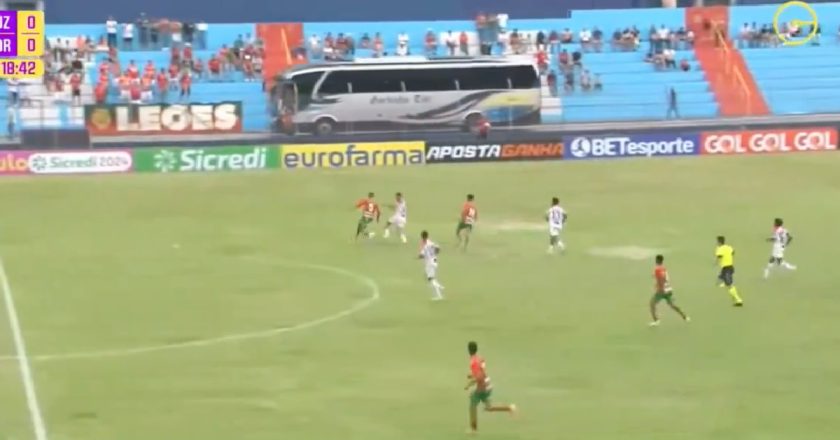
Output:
[383, 192, 408, 243]
[419, 230, 444, 300]
[764, 217, 797, 278]
[545, 197, 567, 254]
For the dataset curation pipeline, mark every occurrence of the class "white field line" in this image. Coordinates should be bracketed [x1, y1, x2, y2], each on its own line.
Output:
[0, 256, 49, 440]
[0, 259, 380, 363]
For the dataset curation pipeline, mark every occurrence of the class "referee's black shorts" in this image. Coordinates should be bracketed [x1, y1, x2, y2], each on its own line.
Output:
[718, 266, 735, 286]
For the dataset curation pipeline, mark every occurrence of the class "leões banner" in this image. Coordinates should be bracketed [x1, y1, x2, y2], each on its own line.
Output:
[566, 133, 699, 160]
[425, 142, 563, 164]
[282, 142, 425, 169]
[85, 102, 243, 136]
[701, 127, 838, 155]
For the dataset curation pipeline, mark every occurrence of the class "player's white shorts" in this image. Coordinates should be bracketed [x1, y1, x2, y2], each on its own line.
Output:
[549, 225, 563, 237]
[425, 261, 438, 279]
[771, 244, 785, 260]
[389, 214, 406, 229]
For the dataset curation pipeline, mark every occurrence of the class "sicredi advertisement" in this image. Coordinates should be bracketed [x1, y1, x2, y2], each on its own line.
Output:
[0, 150, 133, 175]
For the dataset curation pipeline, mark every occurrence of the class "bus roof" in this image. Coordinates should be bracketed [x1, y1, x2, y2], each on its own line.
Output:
[282, 56, 535, 78]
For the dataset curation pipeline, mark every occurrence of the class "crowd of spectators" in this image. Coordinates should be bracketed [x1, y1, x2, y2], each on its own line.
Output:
[737, 22, 822, 48]
[105, 15, 208, 51]
[24, 15, 265, 106]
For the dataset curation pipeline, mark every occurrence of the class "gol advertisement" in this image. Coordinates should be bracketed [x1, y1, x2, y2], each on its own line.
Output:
[701, 127, 838, 155]
[282, 142, 425, 169]
[0, 150, 133, 175]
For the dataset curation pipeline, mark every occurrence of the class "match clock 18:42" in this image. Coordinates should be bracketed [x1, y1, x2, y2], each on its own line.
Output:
[0, 58, 43, 78]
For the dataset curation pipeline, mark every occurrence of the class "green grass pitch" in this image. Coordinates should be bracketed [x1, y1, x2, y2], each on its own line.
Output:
[1, 154, 840, 440]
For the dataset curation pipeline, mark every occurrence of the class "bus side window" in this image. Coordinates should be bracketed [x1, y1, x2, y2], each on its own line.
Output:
[510, 65, 540, 89]
[348, 70, 403, 93]
[402, 68, 458, 92]
[458, 67, 509, 90]
[318, 71, 352, 95]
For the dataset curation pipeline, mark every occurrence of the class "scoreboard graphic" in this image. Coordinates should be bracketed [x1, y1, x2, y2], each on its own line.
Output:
[0, 10, 44, 79]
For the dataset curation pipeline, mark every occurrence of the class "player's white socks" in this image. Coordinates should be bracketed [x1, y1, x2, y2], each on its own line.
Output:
[782, 261, 797, 270]
[400, 233, 407, 243]
[430, 279, 444, 300]
[383, 228, 390, 238]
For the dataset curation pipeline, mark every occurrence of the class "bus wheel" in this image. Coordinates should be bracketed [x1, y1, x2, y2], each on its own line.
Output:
[463, 113, 482, 133]
[314, 118, 336, 136]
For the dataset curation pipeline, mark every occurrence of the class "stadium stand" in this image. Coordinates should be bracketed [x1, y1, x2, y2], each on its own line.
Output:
[6, 3, 840, 136]
[729, 3, 840, 115]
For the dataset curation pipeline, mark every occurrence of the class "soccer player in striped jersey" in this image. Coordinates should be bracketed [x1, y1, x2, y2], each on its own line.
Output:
[354, 192, 380, 241]
[545, 197, 567, 254]
[464, 341, 516, 434]
[456, 194, 478, 251]
[764, 217, 797, 279]
[382, 192, 408, 243]
[649, 254, 689, 326]
[419, 230, 444, 300]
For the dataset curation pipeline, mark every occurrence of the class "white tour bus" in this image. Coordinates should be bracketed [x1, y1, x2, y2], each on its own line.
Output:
[277, 57, 542, 135]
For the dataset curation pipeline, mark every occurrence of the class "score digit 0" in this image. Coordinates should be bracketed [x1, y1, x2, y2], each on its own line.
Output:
[16, 10, 43, 57]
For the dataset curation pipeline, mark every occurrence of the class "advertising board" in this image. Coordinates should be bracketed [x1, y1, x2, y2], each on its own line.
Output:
[282, 142, 425, 169]
[425, 142, 563, 164]
[133, 146, 279, 173]
[0, 151, 34, 175]
[85, 102, 243, 136]
[0, 150, 133, 175]
[566, 133, 700, 160]
[701, 127, 838, 155]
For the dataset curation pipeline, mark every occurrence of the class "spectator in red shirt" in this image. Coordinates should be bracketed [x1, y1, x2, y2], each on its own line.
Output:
[179, 71, 191, 100]
[459, 31, 469, 55]
[126, 60, 139, 79]
[171, 44, 181, 65]
[141, 76, 153, 102]
[129, 80, 142, 103]
[99, 60, 110, 77]
[535, 50, 548, 74]
[208, 56, 221, 78]
[183, 43, 193, 60]
[70, 72, 82, 105]
[94, 82, 107, 104]
[156, 68, 169, 102]
[143, 60, 155, 78]
[680, 58, 690, 71]
[373, 33, 383, 57]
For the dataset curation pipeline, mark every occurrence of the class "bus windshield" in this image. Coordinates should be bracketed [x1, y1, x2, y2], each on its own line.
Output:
[283, 71, 324, 113]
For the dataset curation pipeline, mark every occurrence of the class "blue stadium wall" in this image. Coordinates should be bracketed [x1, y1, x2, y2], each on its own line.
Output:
[45, 0, 657, 23]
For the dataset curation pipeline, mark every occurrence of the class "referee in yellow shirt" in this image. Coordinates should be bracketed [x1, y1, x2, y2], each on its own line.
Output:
[715, 236, 743, 306]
